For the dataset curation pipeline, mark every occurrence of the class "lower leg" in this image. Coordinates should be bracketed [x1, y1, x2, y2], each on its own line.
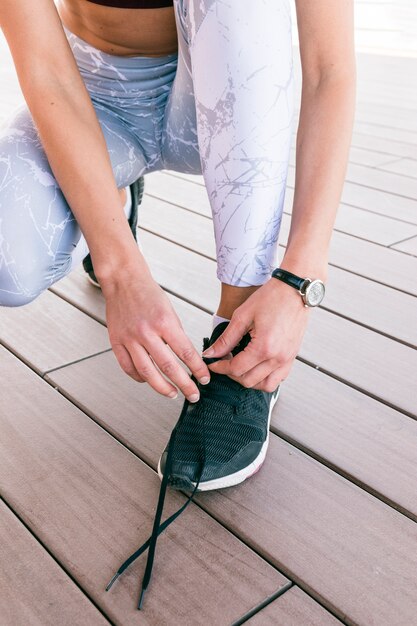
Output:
[189, 0, 294, 289]
[216, 284, 260, 320]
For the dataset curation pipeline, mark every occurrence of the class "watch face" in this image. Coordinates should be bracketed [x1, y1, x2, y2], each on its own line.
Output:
[305, 280, 325, 306]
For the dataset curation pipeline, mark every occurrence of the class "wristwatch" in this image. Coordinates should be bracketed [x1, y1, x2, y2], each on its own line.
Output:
[271, 268, 325, 307]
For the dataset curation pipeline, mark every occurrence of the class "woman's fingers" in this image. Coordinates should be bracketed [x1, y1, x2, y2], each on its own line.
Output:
[218, 357, 288, 391]
[165, 327, 211, 385]
[143, 336, 202, 402]
[127, 343, 179, 398]
[252, 369, 286, 392]
[112, 343, 145, 383]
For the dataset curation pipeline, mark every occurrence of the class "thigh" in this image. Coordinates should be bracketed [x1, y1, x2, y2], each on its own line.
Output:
[160, 0, 202, 174]
[0, 103, 146, 306]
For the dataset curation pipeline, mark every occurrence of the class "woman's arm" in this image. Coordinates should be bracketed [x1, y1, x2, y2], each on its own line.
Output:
[205, 0, 356, 389]
[1, 0, 210, 400]
[281, 0, 356, 279]
[1, 0, 142, 277]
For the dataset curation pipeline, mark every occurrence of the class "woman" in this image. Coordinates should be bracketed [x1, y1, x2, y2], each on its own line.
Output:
[0, 0, 355, 491]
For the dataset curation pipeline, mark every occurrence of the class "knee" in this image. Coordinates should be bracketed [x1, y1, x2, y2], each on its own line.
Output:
[0, 260, 46, 308]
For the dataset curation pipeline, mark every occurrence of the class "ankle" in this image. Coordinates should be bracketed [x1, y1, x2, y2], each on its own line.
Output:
[212, 313, 230, 330]
[217, 284, 260, 319]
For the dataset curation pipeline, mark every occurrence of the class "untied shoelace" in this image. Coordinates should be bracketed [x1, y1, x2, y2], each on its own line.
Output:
[105, 337, 244, 609]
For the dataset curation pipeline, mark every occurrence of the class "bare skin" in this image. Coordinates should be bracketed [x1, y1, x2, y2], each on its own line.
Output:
[0, 0, 355, 399]
[57, 0, 178, 57]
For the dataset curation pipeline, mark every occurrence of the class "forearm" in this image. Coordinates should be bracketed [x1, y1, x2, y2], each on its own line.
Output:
[25, 74, 149, 282]
[282, 72, 356, 280]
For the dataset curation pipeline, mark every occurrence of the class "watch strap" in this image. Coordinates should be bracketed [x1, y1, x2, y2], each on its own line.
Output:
[271, 268, 308, 292]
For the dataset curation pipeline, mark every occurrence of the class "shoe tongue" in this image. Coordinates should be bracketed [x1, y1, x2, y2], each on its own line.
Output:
[204, 320, 251, 358]
[208, 321, 230, 346]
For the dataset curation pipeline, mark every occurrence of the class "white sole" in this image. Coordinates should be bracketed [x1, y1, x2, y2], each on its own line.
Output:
[86, 274, 101, 288]
[157, 386, 281, 492]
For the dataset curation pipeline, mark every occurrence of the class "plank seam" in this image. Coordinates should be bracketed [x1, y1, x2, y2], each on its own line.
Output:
[161, 170, 417, 227]
[43, 348, 113, 378]
[230, 582, 293, 626]
[231, 583, 348, 626]
[296, 356, 417, 421]
[272, 428, 417, 524]
[318, 305, 417, 350]
[47, 286, 107, 326]
[0, 495, 114, 626]
[389, 233, 417, 247]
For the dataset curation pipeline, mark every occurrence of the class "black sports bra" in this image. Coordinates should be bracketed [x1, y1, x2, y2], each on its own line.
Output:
[86, 0, 173, 7]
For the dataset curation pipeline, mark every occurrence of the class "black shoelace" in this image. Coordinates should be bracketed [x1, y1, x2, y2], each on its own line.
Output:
[106, 337, 244, 609]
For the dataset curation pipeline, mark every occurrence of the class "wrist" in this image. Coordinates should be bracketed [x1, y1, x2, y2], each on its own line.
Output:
[279, 251, 328, 282]
[94, 244, 153, 292]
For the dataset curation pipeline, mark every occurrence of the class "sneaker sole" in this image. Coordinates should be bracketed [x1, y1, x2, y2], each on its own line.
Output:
[157, 386, 281, 492]
[86, 274, 101, 288]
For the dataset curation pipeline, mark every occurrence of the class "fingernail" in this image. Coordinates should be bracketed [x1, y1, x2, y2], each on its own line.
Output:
[199, 376, 210, 385]
[168, 391, 178, 399]
[189, 393, 200, 403]
[202, 348, 214, 356]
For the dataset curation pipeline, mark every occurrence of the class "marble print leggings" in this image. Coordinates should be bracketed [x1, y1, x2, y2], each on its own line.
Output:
[0, 0, 294, 307]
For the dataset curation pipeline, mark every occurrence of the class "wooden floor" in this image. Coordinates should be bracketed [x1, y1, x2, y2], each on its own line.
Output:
[1, 16, 417, 626]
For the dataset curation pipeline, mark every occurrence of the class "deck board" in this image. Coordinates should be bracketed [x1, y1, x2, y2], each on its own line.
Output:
[0, 346, 288, 625]
[0, 289, 109, 374]
[246, 587, 342, 625]
[0, 501, 109, 626]
[381, 158, 417, 178]
[392, 235, 417, 255]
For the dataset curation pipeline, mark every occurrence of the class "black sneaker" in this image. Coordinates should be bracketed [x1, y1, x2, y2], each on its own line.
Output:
[82, 176, 145, 287]
[157, 320, 280, 492]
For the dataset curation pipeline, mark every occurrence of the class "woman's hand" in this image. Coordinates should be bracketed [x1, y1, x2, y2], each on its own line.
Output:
[202, 278, 311, 391]
[102, 272, 211, 401]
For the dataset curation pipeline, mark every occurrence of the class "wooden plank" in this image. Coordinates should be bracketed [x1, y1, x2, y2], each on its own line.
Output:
[0, 501, 109, 626]
[274, 360, 417, 521]
[43, 350, 417, 625]
[350, 132, 417, 160]
[323, 265, 417, 347]
[346, 162, 417, 200]
[290, 145, 400, 169]
[50, 273, 107, 323]
[288, 157, 417, 204]
[392, 235, 417, 256]
[328, 229, 417, 296]
[380, 158, 417, 179]
[353, 101, 417, 134]
[294, 305, 417, 416]
[0, 346, 288, 625]
[246, 587, 341, 625]
[140, 195, 417, 346]
[354, 120, 417, 148]
[286, 167, 417, 227]
[0, 289, 110, 374]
